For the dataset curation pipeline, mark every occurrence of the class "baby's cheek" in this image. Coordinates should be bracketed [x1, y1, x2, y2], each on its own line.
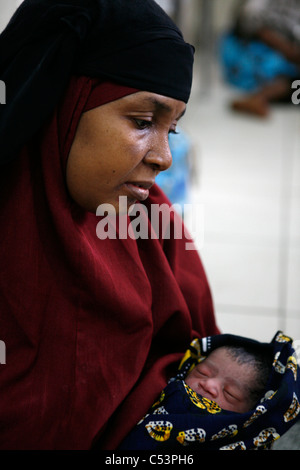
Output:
[184, 374, 194, 389]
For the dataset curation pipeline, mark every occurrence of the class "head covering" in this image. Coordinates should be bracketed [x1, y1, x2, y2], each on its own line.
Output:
[82, 81, 140, 112]
[0, 0, 194, 164]
[119, 331, 300, 451]
[0, 72, 219, 449]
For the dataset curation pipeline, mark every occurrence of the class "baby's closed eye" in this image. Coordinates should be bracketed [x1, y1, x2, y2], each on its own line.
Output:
[223, 388, 242, 403]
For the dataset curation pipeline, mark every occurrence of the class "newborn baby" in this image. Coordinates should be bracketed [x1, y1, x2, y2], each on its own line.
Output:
[185, 345, 272, 413]
[119, 332, 299, 450]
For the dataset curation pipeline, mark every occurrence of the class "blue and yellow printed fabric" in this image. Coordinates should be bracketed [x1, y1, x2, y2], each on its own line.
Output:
[119, 331, 300, 450]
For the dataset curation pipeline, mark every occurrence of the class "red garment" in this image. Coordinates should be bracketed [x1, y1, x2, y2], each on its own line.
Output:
[0, 77, 219, 449]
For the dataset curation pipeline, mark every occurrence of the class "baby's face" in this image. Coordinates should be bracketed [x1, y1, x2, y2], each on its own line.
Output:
[185, 347, 257, 413]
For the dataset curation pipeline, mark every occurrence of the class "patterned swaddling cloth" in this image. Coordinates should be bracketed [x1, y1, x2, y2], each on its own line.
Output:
[119, 331, 300, 450]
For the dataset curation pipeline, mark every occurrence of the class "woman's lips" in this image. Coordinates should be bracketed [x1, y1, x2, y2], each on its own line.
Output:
[123, 182, 153, 201]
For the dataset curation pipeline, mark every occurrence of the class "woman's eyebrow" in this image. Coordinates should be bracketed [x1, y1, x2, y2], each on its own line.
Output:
[138, 97, 186, 120]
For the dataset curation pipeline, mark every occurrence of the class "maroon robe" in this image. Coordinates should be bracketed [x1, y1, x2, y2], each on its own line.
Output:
[0, 76, 219, 449]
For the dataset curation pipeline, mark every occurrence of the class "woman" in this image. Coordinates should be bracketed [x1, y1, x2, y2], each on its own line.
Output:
[0, 0, 219, 449]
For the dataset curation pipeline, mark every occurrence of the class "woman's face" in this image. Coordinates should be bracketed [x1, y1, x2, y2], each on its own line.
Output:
[66, 91, 186, 213]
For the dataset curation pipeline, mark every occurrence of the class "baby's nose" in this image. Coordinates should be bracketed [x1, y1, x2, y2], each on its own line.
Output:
[201, 378, 219, 399]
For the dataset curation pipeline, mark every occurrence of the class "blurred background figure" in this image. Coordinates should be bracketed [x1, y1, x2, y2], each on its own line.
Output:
[156, 127, 193, 207]
[220, 0, 300, 117]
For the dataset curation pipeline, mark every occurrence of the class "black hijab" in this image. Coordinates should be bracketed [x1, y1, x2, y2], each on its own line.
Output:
[0, 0, 194, 165]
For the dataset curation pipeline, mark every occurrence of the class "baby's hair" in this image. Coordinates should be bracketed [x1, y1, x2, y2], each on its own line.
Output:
[219, 344, 273, 407]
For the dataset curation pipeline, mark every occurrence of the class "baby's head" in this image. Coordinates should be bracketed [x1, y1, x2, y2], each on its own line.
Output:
[185, 345, 272, 413]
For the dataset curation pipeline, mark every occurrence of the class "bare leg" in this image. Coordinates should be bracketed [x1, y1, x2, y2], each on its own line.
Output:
[231, 77, 292, 117]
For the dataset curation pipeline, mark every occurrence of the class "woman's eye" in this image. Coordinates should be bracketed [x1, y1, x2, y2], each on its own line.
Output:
[169, 128, 179, 135]
[133, 118, 152, 129]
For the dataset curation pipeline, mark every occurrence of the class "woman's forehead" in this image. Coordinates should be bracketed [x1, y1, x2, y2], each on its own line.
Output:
[118, 91, 186, 118]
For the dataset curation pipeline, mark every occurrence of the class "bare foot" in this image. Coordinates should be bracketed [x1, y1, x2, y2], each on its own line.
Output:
[231, 95, 270, 117]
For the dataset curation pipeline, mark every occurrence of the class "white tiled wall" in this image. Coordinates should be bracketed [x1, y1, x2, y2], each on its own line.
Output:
[0, 1, 21, 33]
[183, 58, 300, 343]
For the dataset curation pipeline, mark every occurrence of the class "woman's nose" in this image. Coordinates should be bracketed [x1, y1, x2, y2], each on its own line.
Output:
[143, 135, 172, 172]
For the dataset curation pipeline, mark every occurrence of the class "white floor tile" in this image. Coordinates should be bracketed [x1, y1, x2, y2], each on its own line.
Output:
[199, 241, 280, 310]
[290, 195, 300, 244]
[200, 190, 281, 242]
[183, 59, 300, 340]
[216, 311, 280, 342]
[286, 247, 300, 312]
[285, 316, 300, 340]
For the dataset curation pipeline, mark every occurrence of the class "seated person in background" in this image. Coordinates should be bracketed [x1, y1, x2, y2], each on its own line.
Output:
[220, 0, 300, 117]
[185, 344, 272, 414]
